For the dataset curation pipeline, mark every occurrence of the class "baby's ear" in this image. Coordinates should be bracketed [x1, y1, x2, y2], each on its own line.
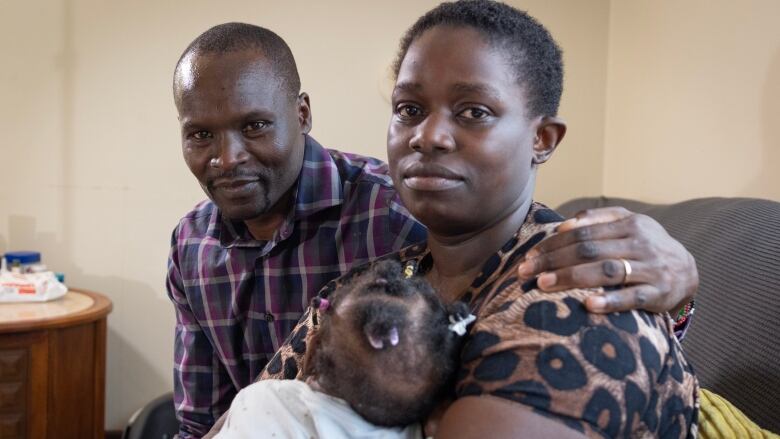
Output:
[302, 328, 322, 378]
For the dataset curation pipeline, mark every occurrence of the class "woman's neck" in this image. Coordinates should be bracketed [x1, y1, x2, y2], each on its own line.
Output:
[425, 194, 534, 303]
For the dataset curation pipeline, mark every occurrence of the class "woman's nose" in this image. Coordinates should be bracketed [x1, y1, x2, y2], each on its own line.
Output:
[409, 113, 456, 153]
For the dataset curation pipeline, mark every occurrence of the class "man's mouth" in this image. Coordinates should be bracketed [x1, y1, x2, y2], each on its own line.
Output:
[210, 178, 261, 197]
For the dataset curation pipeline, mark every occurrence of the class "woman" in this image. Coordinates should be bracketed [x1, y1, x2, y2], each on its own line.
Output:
[383, 2, 698, 436]
[246, 1, 698, 437]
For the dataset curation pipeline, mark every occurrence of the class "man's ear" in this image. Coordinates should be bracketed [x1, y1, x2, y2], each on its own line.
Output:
[532, 116, 566, 165]
[298, 92, 313, 134]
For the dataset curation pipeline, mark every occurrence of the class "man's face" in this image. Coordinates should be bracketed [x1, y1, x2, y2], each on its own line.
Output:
[174, 50, 310, 221]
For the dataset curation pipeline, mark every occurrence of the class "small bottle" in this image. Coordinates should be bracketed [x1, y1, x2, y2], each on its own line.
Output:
[3, 251, 47, 274]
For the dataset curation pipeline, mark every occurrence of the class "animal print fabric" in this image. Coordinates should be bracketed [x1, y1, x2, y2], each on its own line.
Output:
[259, 203, 699, 438]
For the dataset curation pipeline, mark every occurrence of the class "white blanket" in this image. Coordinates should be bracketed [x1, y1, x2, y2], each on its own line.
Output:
[215, 379, 422, 439]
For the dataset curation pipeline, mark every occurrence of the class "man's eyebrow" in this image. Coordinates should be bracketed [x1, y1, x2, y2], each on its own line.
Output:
[392, 81, 422, 95]
[240, 111, 273, 121]
[451, 82, 502, 101]
[180, 119, 203, 131]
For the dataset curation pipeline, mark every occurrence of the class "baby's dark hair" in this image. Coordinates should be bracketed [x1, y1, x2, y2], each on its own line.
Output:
[393, 0, 563, 118]
[305, 259, 469, 427]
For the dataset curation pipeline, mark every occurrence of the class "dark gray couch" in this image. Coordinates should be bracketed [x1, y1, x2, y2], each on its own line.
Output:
[557, 196, 780, 432]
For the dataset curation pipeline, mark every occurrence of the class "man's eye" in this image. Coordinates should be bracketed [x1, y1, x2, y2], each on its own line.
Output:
[458, 108, 490, 120]
[243, 121, 267, 132]
[396, 104, 422, 119]
[192, 130, 212, 140]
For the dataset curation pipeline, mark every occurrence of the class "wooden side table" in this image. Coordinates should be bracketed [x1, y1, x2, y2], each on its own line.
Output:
[0, 289, 112, 439]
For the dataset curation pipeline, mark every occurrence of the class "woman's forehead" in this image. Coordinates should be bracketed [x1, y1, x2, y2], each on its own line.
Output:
[394, 25, 520, 99]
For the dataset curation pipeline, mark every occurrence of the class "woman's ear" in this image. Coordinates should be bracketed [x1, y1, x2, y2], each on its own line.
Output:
[532, 116, 567, 165]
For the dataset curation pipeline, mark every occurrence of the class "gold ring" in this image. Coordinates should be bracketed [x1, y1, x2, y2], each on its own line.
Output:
[620, 258, 633, 285]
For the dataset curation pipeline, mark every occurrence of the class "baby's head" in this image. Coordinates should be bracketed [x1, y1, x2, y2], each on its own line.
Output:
[304, 259, 469, 427]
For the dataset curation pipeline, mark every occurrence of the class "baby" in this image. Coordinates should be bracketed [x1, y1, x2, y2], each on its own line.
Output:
[214, 260, 472, 438]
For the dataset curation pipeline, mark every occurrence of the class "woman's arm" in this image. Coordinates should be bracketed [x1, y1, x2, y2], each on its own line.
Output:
[436, 396, 586, 439]
[445, 285, 698, 438]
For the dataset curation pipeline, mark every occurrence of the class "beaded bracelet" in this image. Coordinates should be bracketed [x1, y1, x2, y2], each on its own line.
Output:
[673, 300, 695, 340]
[675, 300, 695, 326]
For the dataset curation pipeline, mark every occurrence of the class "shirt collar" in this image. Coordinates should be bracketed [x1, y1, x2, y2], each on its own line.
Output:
[291, 135, 345, 220]
[213, 135, 345, 249]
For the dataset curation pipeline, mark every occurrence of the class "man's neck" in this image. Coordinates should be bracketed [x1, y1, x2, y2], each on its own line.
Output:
[243, 190, 295, 241]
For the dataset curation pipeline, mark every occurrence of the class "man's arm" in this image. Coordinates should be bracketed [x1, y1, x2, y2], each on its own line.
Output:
[518, 207, 698, 314]
[167, 230, 235, 438]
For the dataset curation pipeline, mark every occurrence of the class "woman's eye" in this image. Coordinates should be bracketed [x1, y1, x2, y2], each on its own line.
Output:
[397, 104, 422, 118]
[243, 121, 267, 132]
[192, 130, 212, 140]
[459, 108, 489, 120]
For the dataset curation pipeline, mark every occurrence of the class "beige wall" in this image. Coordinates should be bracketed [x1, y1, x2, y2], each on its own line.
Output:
[0, 0, 609, 429]
[5, 0, 776, 432]
[604, 0, 780, 202]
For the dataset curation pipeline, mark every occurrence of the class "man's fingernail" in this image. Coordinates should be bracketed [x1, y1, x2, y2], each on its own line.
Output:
[589, 296, 606, 310]
[526, 249, 538, 259]
[538, 272, 556, 289]
[517, 261, 533, 277]
[556, 218, 578, 232]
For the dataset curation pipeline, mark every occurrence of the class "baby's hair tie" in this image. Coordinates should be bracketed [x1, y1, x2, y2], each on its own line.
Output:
[311, 297, 330, 311]
[448, 313, 476, 336]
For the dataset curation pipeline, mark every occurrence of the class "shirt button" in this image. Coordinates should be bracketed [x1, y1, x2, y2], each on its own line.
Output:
[265, 312, 275, 323]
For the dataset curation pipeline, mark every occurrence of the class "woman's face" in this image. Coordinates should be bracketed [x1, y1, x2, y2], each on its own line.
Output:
[387, 25, 539, 236]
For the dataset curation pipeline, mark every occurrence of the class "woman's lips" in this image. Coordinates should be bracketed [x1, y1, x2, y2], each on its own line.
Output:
[403, 176, 463, 191]
[402, 163, 464, 192]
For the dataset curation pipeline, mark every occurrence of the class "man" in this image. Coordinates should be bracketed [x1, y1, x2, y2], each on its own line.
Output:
[168, 23, 697, 438]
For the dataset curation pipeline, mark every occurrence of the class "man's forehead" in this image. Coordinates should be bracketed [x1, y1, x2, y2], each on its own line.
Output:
[175, 49, 279, 94]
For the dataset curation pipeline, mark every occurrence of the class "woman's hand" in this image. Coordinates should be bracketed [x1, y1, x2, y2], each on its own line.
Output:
[517, 207, 698, 313]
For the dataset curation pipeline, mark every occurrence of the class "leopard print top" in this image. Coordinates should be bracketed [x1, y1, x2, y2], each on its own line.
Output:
[259, 203, 699, 438]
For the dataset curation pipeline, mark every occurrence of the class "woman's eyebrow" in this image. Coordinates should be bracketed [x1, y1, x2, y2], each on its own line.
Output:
[392, 81, 502, 101]
[451, 82, 502, 101]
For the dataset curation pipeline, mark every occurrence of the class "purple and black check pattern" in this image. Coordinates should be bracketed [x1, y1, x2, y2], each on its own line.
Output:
[166, 136, 425, 438]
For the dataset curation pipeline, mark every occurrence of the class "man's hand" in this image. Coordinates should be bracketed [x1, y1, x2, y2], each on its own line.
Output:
[517, 207, 698, 313]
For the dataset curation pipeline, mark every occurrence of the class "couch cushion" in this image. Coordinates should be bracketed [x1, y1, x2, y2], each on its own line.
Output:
[557, 197, 780, 432]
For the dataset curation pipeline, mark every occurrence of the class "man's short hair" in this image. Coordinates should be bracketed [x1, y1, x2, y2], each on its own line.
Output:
[393, 0, 564, 118]
[174, 22, 301, 98]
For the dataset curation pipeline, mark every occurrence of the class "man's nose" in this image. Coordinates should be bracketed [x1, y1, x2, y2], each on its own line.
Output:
[409, 113, 456, 153]
[212, 132, 249, 170]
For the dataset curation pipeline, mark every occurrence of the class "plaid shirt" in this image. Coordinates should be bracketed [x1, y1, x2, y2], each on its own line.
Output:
[166, 136, 426, 438]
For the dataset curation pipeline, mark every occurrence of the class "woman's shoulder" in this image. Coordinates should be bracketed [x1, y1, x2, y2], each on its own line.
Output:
[460, 282, 699, 437]
[463, 202, 562, 312]
[452, 203, 699, 436]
